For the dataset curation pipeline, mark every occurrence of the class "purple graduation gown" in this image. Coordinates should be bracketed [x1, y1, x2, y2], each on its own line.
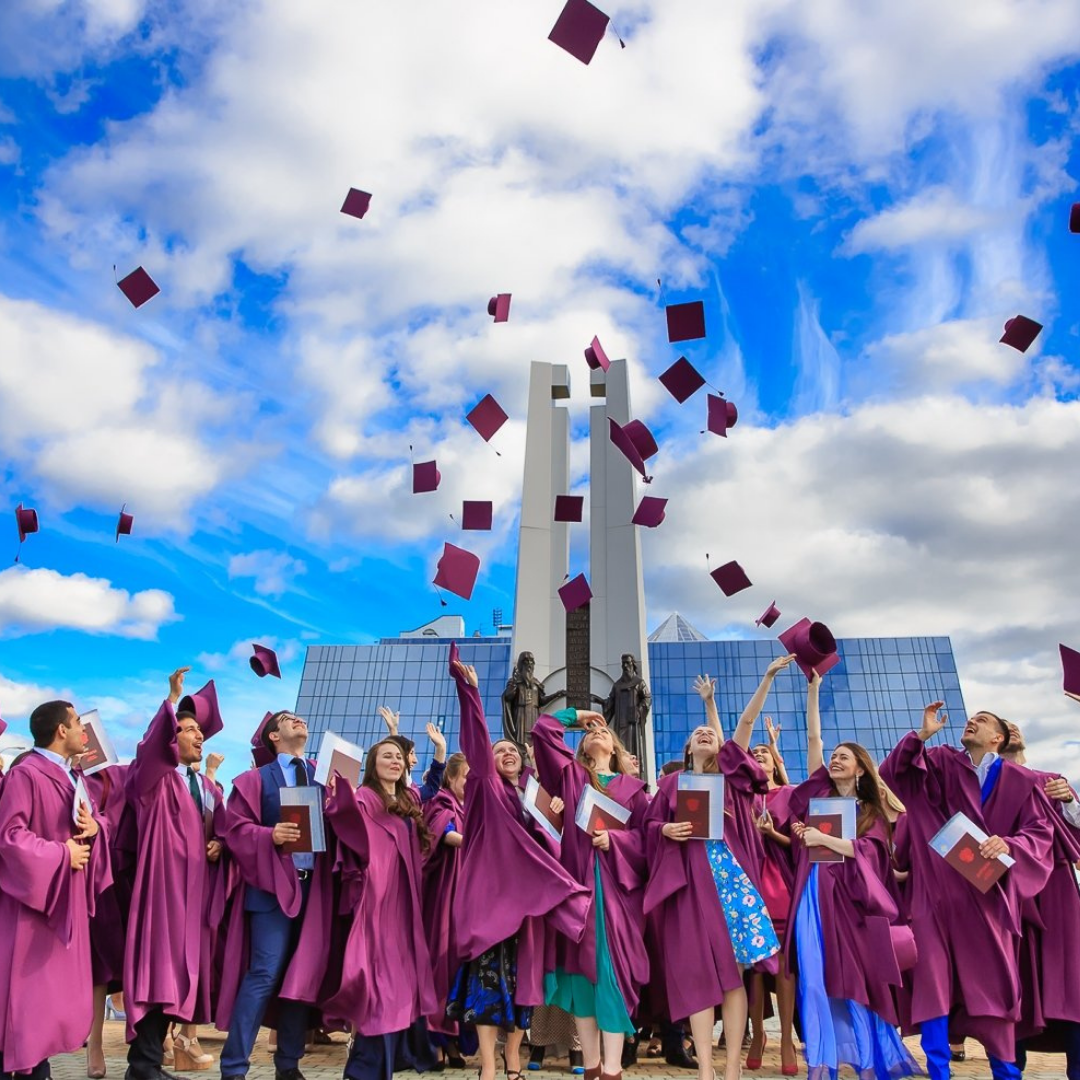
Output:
[422, 787, 465, 1035]
[123, 700, 227, 1035]
[0, 753, 112, 1071]
[450, 649, 590, 1006]
[779, 768, 905, 1026]
[643, 741, 775, 1020]
[879, 733, 1054, 1060]
[1016, 767, 1080, 1043]
[215, 767, 335, 1031]
[531, 712, 649, 1014]
[323, 784, 437, 1035]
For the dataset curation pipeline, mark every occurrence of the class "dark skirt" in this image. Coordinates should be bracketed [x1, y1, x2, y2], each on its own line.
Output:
[447, 937, 532, 1032]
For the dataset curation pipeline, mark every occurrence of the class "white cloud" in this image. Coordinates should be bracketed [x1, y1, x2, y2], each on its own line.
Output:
[0, 565, 177, 639]
[228, 550, 307, 597]
[0, 135, 19, 166]
[844, 187, 998, 254]
[0, 669, 63, 721]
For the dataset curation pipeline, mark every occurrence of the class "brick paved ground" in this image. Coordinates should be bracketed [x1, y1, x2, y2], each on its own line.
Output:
[47, 1019, 1065, 1080]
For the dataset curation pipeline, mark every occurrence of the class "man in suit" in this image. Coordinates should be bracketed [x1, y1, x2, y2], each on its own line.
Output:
[217, 712, 333, 1080]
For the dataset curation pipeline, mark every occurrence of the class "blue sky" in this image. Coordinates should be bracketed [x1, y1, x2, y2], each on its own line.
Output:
[1, 0, 1079, 775]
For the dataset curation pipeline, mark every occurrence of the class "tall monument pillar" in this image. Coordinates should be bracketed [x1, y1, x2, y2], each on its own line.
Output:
[510, 362, 571, 681]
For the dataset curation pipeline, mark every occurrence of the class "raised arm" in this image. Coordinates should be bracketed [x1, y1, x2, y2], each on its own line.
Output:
[128, 670, 190, 799]
[735, 654, 796, 751]
[377, 705, 400, 736]
[693, 674, 723, 745]
[806, 671, 823, 774]
[449, 645, 495, 781]
[765, 717, 791, 786]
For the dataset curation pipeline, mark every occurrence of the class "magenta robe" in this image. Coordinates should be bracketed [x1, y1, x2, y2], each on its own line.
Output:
[879, 733, 1054, 1060]
[123, 701, 227, 1034]
[779, 768, 905, 1026]
[323, 784, 437, 1035]
[215, 768, 335, 1031]
[753, 784, 795, 931]
[422, 787, 465, 1035]
[1016, 767, 1080, 1044]
[531, 712, 649, 1013]
[0, 753, 112, 1071]
[450, 652, 590, 1008]
[643, 742, 775, 1020]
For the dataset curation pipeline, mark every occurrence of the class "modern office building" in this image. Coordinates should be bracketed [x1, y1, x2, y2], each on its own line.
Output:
[294, 612, 966, 781]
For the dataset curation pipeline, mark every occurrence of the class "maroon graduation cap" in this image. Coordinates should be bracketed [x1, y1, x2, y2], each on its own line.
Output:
[999, 315, 1042, 352]
[1070, 204, 1080, 234]
[116, 266, 160, 309]
[631, 496, 667, 527]
[778, 618, 841, 680]
[559, 572, 592, 612]
[434, 542, 481, 601]
[251, 711, 276, 768]
[115, 505, 134, 542]
[554, 495, 584, 522]
[177, 679, 224, 739]
[585, 336, 611, 372]
[250, 643, 281, 679]
[488, 293, 512, 323]
[665, 300, 706, 343]
[710, 560, 751, 597]
[659, 357, 705, 403]
[413, 460, 441, 494]
[548, 0, 610, 65]
[467, 394, 509, 442]
[341, 188, 372, 219]
[755, 602, 781, 629]
[15, 503, 38, 544]
[707, 394, 738, 437]
[608, 417, 658, 483]
[1061, 643, 1080, 697]
[461, 500, 493, 531]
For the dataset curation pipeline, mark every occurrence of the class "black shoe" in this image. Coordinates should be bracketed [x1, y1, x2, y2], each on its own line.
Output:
[663, 1048, 696, 1070]
[276, 1071, 306, 1080]
[621, 1038, 638, 1070]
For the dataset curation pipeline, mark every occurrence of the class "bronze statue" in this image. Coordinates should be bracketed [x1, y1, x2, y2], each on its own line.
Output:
[603, 653, 651, 770]
[502, 651, 564, 746]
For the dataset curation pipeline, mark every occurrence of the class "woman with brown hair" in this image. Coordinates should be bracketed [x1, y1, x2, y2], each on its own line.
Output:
[531, 703, 650, 1080]
[782, 672, 918, 1080]
[324, 739, 437, 1080]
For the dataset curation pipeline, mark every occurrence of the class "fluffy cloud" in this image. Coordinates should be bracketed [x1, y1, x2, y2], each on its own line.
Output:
[844, 188, 998, 254]
[228, 550, 307, 597]
[0, 669, 63, 722]
[0, 566, 177, 639]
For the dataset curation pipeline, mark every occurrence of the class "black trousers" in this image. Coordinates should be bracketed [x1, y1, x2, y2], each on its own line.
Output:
[0, 1054, 50, 1080]
[126, 1006, 172, 1079]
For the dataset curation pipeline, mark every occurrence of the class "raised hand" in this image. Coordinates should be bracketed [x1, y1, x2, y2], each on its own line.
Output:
[168, 666, 191, 704]
[452, 660, 479, 687]
[692, 674, 716, 702]
[205, 752, 225, 781]
[765, 654, 797, 678]
[426, 722, 446, 753]
[378, 705, 400, 735]
[919, 701, 948, 741]
[765, 717, 781, 746]
[577, 710, 606, 731]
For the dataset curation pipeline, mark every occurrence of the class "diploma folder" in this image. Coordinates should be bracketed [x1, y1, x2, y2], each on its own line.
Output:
[806, 796, 857, 863]
[313, 730, 364, 789]
[929, 810, 1015, 893]
[676, 772, 725, 840]
[79, 710, 119, 776]
[524, 774, 563, 842]
[575, 784, 631, 835]
[279, 786, 327, 854]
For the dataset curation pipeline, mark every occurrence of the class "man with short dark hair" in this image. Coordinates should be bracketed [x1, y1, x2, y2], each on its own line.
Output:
[881, 705, 1055, 1080]
[0, 701, 110, 1080]
[217, 710, 333, 1080]
[123, 668, 226, 1080]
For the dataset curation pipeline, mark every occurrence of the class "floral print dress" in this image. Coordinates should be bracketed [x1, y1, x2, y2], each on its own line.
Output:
[705, 838, 781, 966]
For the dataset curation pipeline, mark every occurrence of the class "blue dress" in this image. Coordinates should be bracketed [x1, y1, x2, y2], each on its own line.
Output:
[705, 839, 780, 966]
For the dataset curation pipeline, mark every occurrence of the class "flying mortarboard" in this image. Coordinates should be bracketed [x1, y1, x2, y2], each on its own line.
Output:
[710, 560, 752, 597]
[15, 503, 38, 544]
[1061, 643, 1080, 697]
[1070, 204, 1080, 234]
[608, 417, 658, 483]
[467, 394, 509, 442]
[488, 294, 512, 322]
[116, 266, 160, 309]
[115, 505, 134, 542]
[250, 643, 281, 679]
[706, 394, 738, 437]
[999, 315, 1042, 353]
[755, 602, 781, 629]
[558, 572, 592, 612]
[778, 618, 841, 680]
[554, 495, 584, 522]
[413, 461, 441, 494]
[659, 357, 705, 403]
[461, 500, 493, 531]
[176, 679, 224, 739]
[548, 0, 610, 65]
[434, 542, 481, 601]
[340, 188, 372, 219]
[584, 336, 611, 372]
[665, 300, 706, 343]
[631, 496, 667, 527]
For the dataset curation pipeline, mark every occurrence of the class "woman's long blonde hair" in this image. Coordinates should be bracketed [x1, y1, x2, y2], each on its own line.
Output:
[576, 726, 633, 792]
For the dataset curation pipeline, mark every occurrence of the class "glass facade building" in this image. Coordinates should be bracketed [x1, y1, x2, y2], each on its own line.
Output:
[294, 619, 967, 782]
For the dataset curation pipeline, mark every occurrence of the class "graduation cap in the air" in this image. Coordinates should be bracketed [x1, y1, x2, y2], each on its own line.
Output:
[558, 573, 593, 612]
[116, 266, 160, 309]
[115, 506, 134, 542]
[778, 618, 841, 680]
[250, 644, 281, 679]
[548, 0, 610, 65]
[999, 316, 1042, 353]
[488, 294, 512, 323]
[710, 560, 751, 597]
[467, 394, 509, 442]
[461, 501, 493, 531]
[554, 495, 584, 522]
[659, 357, 705, 403]
[176, 679, 224, 739]
[666, 300, 706, 343]
[608, 417, 658, 483]
[341, 188, 372, 219]
[434, 542, 481, 601]
[631, 496, 667, 528]
[755, 602, 781, 629]
[585, 336, 611, 372]
[413, 461, 441, 494]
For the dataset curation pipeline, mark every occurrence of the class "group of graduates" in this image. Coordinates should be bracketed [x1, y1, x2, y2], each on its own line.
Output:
[1, 645, 1079, 1080]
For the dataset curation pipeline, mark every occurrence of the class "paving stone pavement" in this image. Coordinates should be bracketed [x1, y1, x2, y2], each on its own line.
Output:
[47, 1021, 1065, 1080]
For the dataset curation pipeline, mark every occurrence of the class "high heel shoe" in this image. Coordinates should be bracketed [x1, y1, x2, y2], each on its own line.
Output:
[745, 1033, 767, 1071]
[172, 1032, 213, 1071]
[86, 1046, 106, 1079]
[780, 1038, 798, 1075]
[104, 997, 126, 1022]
